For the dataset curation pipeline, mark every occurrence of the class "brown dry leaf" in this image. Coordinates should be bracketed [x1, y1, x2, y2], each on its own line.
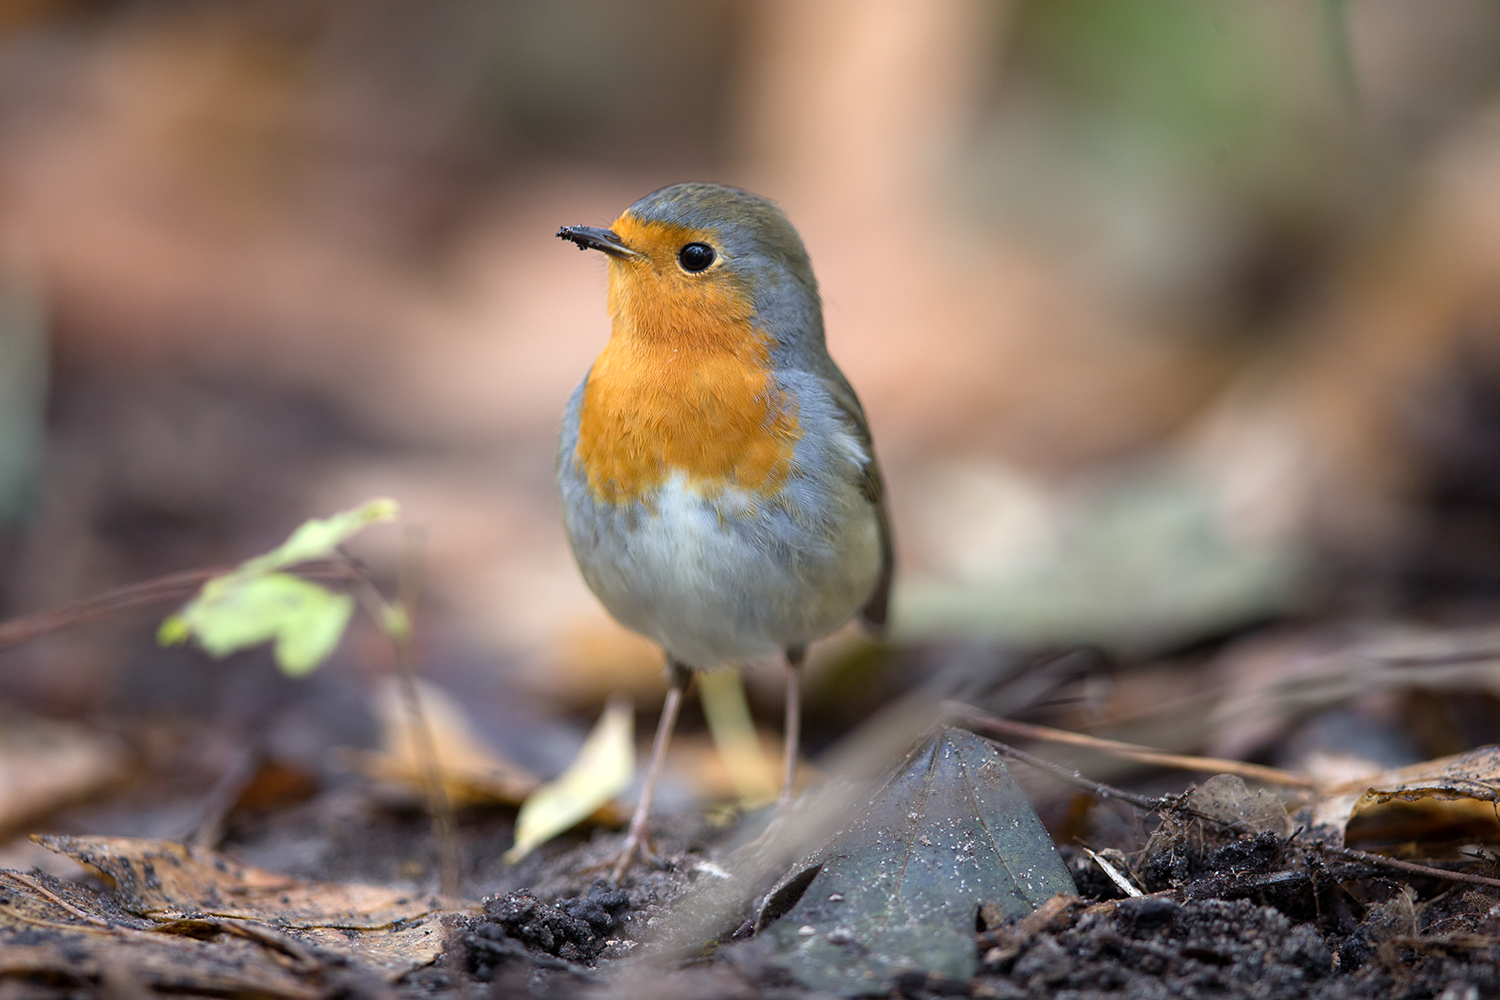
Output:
[0, 867, 324, 999]
[1148, 774, 1294, 866]
[1309, 746, 1500, 849]
[353, 678, 540, 805]
[33, 834, 474, 978]
[0, 715, 125, 836]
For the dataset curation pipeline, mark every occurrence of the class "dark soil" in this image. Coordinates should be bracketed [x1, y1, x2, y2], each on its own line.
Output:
[11, 647, 1500, 999]
[9, 703, 1500, 1000]
[387, 789, 1500, 999]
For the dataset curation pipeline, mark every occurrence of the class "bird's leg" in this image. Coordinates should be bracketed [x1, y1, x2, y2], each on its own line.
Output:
[611, 658, 691, 884]
[779, 644, 806, 809]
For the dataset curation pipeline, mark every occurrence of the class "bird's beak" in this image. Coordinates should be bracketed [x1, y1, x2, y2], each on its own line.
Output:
[556, 226, 640, 259]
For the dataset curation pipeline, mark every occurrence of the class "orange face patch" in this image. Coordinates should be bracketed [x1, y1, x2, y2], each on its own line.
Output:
[575, 214, 801, 504]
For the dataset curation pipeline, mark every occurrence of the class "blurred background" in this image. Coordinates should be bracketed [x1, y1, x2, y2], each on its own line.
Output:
[4, 0, 1500, 874]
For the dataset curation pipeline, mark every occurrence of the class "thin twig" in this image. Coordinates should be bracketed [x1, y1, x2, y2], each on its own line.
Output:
[186, 747, 262, 851]
[1083, 847, 1144, 897]
[2, 871, 113, 927]
[0, 570, 218, 648]
[344, 534, 462, 898]
[944, 702, 1315, 789]
[396, 526, 462, 898]
[0, 561, 353, 650]
[1320, 844, 1500, 891]
[971, 721, 1500, 895]
[978, 735, 1168, 812]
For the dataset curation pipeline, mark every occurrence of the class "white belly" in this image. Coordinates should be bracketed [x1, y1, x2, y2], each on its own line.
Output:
[563, 472, 881, 669]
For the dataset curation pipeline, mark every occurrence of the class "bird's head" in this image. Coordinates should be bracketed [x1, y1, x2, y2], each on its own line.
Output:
[558, 182, 822, 353]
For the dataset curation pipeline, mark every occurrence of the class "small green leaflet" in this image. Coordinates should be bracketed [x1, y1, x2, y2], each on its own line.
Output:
[240, 497, 399, 576]
[158, 498, 399, 675]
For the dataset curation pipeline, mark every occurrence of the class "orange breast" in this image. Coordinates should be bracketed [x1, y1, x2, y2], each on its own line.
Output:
[575, 220, 801, 504]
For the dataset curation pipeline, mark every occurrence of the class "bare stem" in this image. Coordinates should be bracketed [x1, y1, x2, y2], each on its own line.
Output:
[346, 533, 462, 898]
[0, 562, 351, 650]
[961, 714, 1500, 893]
[943, 701, 1314, 789]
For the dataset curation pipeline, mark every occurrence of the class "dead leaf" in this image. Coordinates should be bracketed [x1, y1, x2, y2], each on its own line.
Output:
[0, 867, 324, 999]
[33, 834, 474, 978]
[1309, 745, 1500, 849]
[670, 731, 808, 808]
[1147, 774, 1292, 861]
[754, 727, 1076, 995]
[505, 695, 633, 863]
[0, 715, 125, 836]
[231, 759, 319, 812]
[353, 677, 540, 805]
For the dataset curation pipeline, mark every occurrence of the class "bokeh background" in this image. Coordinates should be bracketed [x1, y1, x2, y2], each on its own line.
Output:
[4, 0, 1500, 861]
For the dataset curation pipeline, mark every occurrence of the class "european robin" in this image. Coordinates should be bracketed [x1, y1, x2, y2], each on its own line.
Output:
[556, 182, 892, 880]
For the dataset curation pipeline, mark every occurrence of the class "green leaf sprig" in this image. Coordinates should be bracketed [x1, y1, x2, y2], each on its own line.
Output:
[158, 498, 399, 675]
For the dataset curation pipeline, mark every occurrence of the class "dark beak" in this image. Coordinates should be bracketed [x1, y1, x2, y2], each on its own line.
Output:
[556, 225, 639, 259]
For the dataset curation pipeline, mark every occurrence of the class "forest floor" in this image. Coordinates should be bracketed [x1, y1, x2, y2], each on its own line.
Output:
[4, 655, 1500, 1000]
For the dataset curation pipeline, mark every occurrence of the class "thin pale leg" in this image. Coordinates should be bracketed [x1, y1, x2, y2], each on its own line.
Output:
[779, 644, 806, 809]
[612, 660, 690, 883]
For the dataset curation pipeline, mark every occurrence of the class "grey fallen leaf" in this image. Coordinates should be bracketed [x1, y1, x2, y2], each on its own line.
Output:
[754, 726, 1076, 996]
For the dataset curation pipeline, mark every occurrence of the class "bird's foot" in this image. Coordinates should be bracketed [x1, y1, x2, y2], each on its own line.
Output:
[595, 829, 663, 885]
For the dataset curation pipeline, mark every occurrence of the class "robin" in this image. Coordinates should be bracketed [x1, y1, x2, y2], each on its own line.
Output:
[556, 182, 892, 881]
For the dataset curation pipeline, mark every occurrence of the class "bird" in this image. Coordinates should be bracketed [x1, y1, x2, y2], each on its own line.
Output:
[555, 182, 892, 881]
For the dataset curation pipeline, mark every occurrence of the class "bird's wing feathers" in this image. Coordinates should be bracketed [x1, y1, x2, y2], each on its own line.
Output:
[817, 361, 893, 635]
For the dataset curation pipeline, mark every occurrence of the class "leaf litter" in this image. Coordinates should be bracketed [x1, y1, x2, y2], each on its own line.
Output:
[0, 833, 475, 999]
[349, 677, 541, 806]
[9, 654, 1500, 997]
[5, 730, 1500, 999]
[34, 834, 472, 977]
[1312, 745, 1500, 849]
[0, 716, 124, 837]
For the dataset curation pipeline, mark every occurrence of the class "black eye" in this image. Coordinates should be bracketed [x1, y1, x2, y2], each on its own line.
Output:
[678, 242, 715, 272]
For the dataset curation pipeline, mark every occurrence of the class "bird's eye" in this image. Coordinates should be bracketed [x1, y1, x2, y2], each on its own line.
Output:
[678, 242, 715, 272]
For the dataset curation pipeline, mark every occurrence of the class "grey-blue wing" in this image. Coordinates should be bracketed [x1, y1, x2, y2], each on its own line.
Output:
[816, 359, 893, 634]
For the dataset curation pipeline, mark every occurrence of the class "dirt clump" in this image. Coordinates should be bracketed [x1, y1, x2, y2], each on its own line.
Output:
[468, 879, 631, 968]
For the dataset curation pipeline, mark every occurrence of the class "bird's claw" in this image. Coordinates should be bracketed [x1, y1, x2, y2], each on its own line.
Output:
[594, 831, 663, 885]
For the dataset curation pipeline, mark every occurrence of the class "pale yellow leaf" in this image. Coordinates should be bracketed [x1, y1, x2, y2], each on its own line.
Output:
[505, 695, 633, 863]
[698, 669, 778, 807]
